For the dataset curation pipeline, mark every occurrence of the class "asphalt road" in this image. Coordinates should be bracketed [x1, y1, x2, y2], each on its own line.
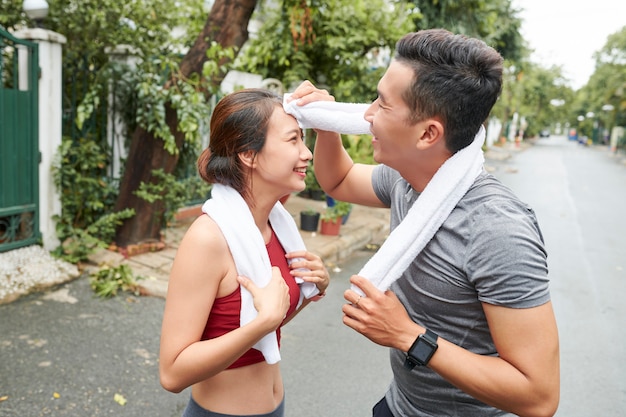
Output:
[488, 135, 626, 416]
[0, 248, 387, 417]
[0, 276, 188, 417]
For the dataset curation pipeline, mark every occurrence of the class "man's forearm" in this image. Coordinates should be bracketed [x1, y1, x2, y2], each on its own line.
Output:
[313, 130, 353, 195]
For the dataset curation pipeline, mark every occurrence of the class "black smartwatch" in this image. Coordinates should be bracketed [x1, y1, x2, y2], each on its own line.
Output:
[403, 329, 439, 370]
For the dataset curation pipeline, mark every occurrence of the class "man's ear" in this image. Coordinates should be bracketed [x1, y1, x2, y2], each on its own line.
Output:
[238, 150, 256, 168]
[416, 118, 444, 148]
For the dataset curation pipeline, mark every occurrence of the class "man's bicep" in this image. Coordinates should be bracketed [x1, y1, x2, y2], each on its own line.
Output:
[483, 302, 559, 381]
[330, 163, 387, 208]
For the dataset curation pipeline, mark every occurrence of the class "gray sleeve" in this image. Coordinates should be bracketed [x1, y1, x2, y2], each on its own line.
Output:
[372, 164, 399, 207]
[465, 199, 551, 308]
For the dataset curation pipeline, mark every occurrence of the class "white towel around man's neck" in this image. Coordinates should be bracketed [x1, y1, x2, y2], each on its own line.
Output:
[201, 184, 319, 364]
[356, 126, 485, 294]
[283, 97, 485, 294]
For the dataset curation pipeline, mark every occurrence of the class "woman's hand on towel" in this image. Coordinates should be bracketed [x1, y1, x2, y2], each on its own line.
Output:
[237, 267, 291, 331]
[287, 80, 335, 107]
[286, 250, 330, 296]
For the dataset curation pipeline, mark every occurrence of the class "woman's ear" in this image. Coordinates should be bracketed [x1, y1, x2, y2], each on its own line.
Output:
[238, 150, 256, 168]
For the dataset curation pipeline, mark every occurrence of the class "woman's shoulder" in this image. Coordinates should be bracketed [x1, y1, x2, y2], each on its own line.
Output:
[179, 214, 229, 256]
[169, 214, 234, 292]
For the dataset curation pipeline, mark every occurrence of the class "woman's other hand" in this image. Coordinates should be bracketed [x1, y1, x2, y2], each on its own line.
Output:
[286, 250, 330, 296]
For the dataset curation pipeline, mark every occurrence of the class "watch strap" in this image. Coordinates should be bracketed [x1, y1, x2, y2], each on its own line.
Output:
[422, 329, 438, 345]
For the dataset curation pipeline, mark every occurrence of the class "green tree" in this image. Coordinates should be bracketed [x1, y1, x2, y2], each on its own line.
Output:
[519, 65, 573, 136]
[238, 0, 416, 103]
[0, 0, 24, 29]
[573, 26, 626, 141]
[408, 0, 525, 62]
[2, 0, 258, 248]
[3, 0, 207, 80]
[113, 0, 258, 247]
[491, 61, 574, 139]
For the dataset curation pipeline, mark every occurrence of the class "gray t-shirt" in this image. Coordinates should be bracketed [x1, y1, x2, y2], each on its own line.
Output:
[372, 165, 550, 417]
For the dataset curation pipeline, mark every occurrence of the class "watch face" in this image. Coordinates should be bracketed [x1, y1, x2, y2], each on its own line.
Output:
[413, 338, 435, 361]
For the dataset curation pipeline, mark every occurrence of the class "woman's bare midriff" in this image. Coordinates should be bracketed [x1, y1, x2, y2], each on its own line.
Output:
[191, 361, 284, 415]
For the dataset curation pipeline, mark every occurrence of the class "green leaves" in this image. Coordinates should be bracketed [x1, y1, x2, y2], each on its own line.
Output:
[238, 0, 415, 103]
[90, 264, 142, 298]
[134, 169, 211, 224]
[52, 135, 136, 263]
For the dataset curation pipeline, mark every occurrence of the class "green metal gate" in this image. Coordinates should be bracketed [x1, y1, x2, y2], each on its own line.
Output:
[0, 28, 40, 252]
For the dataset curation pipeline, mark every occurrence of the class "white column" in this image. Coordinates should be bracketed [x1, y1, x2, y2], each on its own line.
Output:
[105, 44, 141, 180]
[14, 28, 67, 251]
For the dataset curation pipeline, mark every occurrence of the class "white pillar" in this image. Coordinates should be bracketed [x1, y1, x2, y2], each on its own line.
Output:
[105, 44, 141, 180]
[485, 118, 502, 148]
[14, 28, 66, 251]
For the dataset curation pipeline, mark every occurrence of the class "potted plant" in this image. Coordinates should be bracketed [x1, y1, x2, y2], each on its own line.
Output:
[299, 207, 320, 232]
[334, 200, 353, 225]
[302, 168, 325, 201]
[320, 201, 352, 235]
[320, 209, 341, 236]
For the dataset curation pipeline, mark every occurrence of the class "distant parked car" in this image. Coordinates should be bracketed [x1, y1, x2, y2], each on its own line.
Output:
[539, 129, 550, 138]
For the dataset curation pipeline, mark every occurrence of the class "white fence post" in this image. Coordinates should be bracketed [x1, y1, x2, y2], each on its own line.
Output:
[105, 44, 142, 180]
[14, 28, 66, 251]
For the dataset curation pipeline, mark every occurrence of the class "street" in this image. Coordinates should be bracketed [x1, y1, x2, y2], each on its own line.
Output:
[1, 135, 625, 416]
[486, 135, 626, 416]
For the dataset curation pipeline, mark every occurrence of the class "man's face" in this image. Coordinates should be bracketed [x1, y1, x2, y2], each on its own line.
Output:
[364, 61, 421, 167]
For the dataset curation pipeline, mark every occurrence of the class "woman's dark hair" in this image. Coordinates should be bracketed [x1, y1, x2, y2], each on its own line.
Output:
[395, 29, 503, 153]
[197, 88, 282, 201]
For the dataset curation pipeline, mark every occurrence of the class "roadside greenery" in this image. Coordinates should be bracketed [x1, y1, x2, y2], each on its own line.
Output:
[51, 134, 210, 264]
[51, 136, 135, 263]
[321, 200, 352, 222]
[570, 26, 626, 144]
[134, 169, 212, 225]
[3, 0, 624, 261]
[239, 0, 416, 103]
[90, 264, 143, 298]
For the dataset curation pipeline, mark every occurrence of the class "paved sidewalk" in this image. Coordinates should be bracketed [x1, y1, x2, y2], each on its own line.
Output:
[87, 195, 391, 299]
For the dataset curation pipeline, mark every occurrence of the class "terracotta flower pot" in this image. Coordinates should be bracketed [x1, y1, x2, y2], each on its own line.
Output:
[320, 217, 341, 236]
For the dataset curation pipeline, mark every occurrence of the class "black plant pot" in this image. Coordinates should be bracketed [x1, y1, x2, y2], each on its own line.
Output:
[309, 189, 326, 201]
[300, 211, 320, 232]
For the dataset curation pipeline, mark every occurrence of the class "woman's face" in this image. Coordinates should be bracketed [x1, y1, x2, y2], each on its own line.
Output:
[253, 106, 312, 197]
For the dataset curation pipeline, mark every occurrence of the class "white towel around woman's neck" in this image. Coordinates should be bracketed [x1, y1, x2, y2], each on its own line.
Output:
[201, 184, 319, 364]
[283, 97, 485, 295]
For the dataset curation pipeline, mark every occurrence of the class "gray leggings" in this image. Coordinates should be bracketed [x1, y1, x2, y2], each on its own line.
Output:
[182, 395, 285, 417]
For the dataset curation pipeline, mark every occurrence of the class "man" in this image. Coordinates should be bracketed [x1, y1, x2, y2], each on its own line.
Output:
[290, 29, 560, 416]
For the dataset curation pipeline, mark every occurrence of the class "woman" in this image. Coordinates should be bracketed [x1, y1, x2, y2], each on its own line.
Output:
[159, 89, 330, 417]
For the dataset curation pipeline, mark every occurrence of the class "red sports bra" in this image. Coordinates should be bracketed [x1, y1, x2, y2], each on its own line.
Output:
[201, 228, 301, 369]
